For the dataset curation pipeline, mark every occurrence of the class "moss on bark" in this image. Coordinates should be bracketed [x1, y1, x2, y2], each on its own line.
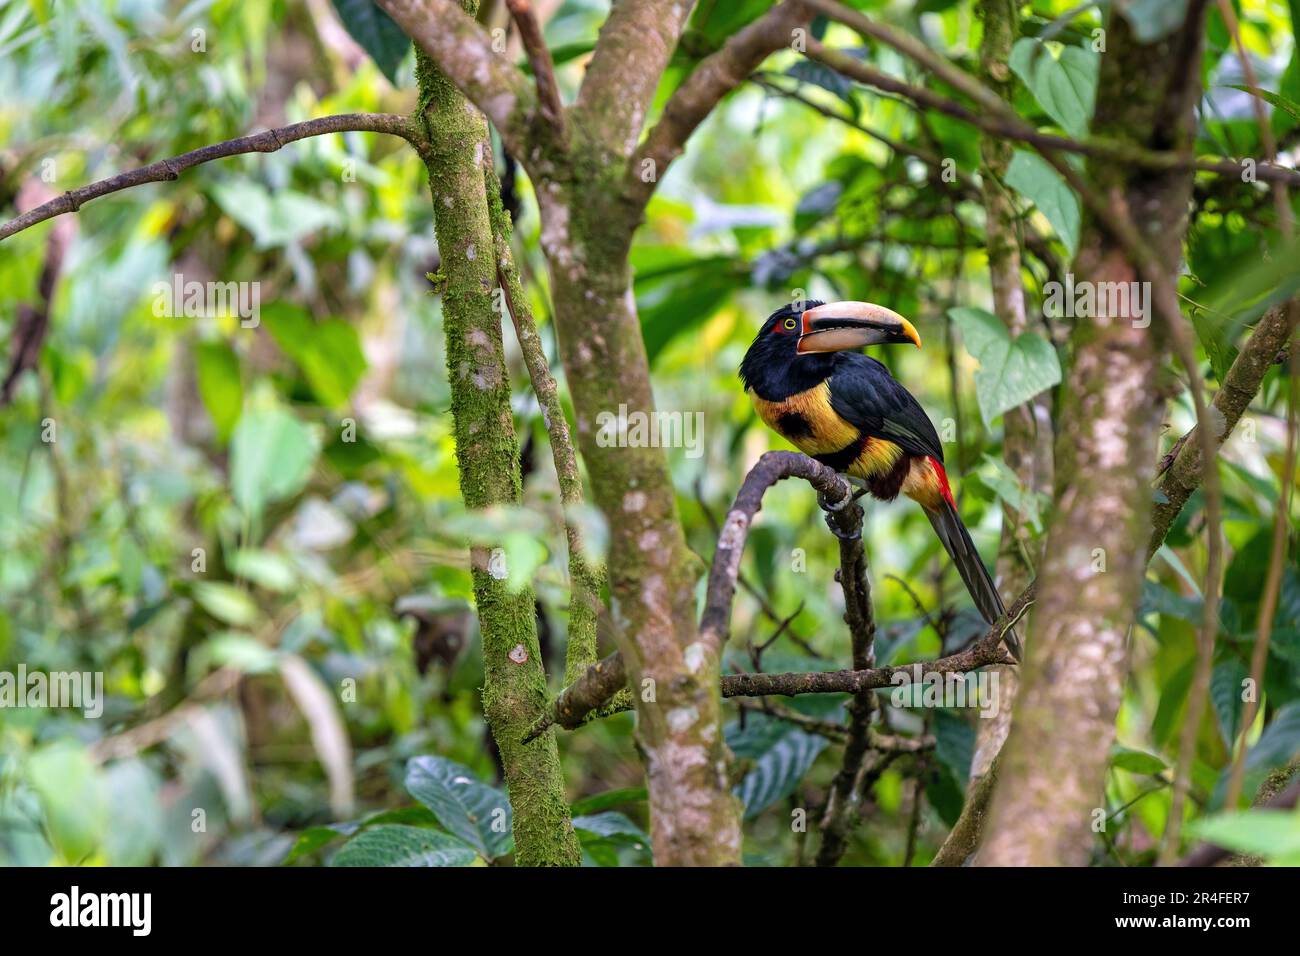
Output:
[415, 40, 580, 867]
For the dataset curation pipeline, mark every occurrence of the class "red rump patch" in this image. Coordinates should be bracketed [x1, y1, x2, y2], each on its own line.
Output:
[929, 457, 955, 507]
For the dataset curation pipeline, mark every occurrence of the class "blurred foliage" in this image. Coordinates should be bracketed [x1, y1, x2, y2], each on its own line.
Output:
[0, 0, 1298, 867]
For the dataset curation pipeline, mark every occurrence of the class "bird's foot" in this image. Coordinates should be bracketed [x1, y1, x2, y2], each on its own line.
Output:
[822, 511, 862, 542]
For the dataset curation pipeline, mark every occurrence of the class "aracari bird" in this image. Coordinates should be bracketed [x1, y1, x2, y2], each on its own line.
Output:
[740, 300, 1021, 661]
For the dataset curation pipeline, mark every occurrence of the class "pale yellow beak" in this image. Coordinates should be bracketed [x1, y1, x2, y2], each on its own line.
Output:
[797, 301, 922, 353]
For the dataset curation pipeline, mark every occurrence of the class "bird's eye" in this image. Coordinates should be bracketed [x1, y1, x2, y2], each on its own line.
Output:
[782, 318, 798, 331]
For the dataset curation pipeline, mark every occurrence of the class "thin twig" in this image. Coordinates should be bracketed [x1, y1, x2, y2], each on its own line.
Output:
[803, 0, 1300, 186]
[0, 114, 422, 242]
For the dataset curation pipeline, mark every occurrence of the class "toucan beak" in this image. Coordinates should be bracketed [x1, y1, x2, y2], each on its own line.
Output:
[796, 301, 922, 353]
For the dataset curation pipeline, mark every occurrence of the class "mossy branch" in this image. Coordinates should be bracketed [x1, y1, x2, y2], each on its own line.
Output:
[484, 157, 604, 685]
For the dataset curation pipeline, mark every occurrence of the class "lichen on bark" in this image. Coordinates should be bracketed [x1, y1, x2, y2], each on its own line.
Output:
[977, 7, 1210, 866]
[415, 41, 580, 867]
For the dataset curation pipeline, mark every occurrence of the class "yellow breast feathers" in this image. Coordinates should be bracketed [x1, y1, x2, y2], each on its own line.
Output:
[750, 382, 859, 455]
[750, 382, 904, 480]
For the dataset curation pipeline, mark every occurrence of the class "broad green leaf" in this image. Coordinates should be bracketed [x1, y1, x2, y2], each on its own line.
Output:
[264, 303, 367, 409]
[935, 710, 976, 785]
[1110, 744, 1167, 775]
[27, 742, 106, 863]
[405, 756, 513, 859]
[210, 181, 341, 249]
[229, 405, 318, 519]
[1189, 809, 1300, 859]
[726, 715, 828, 818]
[331, 825, 479, 867]
[1200, 234, 1300, 334]
[1009, 39, 1098, 139]
[950, 306, 1062, 426]
[102, 760, 162, 867]
[329, 0, 410, 84]
[1211, 702, 1300, 809]
[194, 341, 243, 443]
[1210, 659, 1249, 747]
[1004, 150, 1080, 256]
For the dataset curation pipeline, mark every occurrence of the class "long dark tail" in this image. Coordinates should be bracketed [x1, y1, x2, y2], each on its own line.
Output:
[925, 498, 1022, 662]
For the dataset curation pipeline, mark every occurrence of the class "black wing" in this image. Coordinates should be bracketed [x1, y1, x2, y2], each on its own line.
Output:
[826, 353, 945, 464]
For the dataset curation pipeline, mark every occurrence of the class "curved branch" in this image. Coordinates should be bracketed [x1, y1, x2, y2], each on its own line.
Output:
[698, 450, 853, 653]
[525, 451, 1023, 743]
[376, 0, 539, 159]
[0, 113, 420, 243]
[627, 1, 812, 207]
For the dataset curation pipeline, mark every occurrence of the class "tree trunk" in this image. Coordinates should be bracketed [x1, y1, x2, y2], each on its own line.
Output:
[538, 168, 744, 863]
[977, 6, 1209, 866]
[415, 46, 580, 867]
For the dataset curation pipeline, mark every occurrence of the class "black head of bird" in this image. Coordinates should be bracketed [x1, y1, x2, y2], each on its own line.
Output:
[740, 299, 1021, 662]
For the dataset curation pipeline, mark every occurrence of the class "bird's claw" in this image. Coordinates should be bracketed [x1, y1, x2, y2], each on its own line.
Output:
[823, 513, 861, 542]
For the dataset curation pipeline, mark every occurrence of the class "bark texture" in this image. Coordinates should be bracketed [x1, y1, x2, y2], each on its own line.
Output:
[416, 44, 579, 867]
[967, 0, 1053, 786]
[978, 7, 1209, 866]
[381, 0, 812, 866]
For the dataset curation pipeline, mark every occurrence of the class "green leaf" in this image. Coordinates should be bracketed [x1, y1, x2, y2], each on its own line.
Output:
[264, 303, 367, 408]
[569, 787, 647, 816]
[726, 715, 828, 818]
[1226, 85, 1300, 124]
[1118, 0, 1191, 43]
[1009, 39, 1098, 139]
[194, 341, 243, 443]
[1211, 659, 1249, 747]
[210, 181, 342, 249]
[405, 756, 513, 859]
[285, 825, 354, 864]
[1110, 744, 1167, 775]
[229, 405, 318, 519]
[949, 306, 1062, 426]
[976, 453, 1044, 533]
[572, 812, 649, 844]
[198, 631, 279, 673]
[329, 0, 411, 84]
[935, 710, 976, 785]
[228, 549, 296, 592]
[1200, 235, 1300, 335]
[331, 825, 479, 867]
[190, 583, 260, 628]
[26, 741, 106, 863]
[1188, 809, 1300, 859]
[1004, 149, 1080, 256]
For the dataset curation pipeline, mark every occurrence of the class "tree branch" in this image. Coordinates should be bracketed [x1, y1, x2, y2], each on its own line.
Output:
[1149, 301, 1300, 553]
[490, 217, 605, 684]
[816, 468, 880, 866]
[698, 451, 854, 653]
[377, 0, 540, 160]
[627, 1, 811, 207]
[572, 0, 695, 160]
[505, 0, 566, 140]
[802, 32, 1300, 187]
[0, 113, 420, 243]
